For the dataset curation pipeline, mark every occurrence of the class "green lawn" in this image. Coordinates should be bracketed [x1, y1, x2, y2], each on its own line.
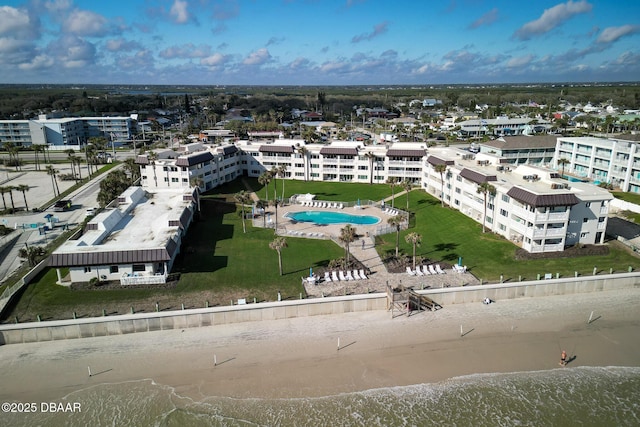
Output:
[5, 180, 639, 321]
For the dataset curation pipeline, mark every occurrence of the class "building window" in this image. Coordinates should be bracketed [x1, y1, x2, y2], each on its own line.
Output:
[585, 202, 591, 207]
[500, 209, 508, 217]
[502, 195, 510, 202]
[583, 218, 588, 223]
[84, 266, 91, 273]
[132, 264, 145, 272]
[110, 266, 119, 273]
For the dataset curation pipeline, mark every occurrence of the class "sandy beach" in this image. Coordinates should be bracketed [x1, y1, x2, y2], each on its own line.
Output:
[1, 288, 639, 405]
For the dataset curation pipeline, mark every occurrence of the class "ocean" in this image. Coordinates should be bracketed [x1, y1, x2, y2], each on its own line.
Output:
[3, 366, 639, 426]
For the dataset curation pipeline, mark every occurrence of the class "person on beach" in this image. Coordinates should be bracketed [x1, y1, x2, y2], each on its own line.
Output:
[560, 350, 567, 366]
[362, 240, 365, 250]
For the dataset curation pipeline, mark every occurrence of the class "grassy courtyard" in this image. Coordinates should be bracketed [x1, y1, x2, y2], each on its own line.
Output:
[3, 178, 639, 322]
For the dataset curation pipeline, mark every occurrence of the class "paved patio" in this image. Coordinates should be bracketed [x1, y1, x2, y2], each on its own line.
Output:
[253, 200, 479, 298]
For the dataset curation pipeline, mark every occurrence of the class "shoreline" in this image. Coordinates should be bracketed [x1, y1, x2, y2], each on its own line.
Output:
[1, 289, 639, 404]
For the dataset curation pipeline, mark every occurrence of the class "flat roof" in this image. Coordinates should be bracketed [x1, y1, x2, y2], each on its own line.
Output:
[52, 187, 193, 260]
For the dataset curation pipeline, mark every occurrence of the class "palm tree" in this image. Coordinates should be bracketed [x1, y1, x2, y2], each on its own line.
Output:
[269, 236, 288, 276]
[270, 166, 279, 201]
[65, 149, 76, 180]
[405, 232, 422, 270]
[476, 182, 497, 233]
[258, 171, 272, 201]
[557, 158, 570, 178]
[17, 184, 30, 211]
[72, 156, 83, 180]
[387, 214, 404, 257]
[0, 186, 8, 210]
[6, 186, 16, 211]
[339, 224, 357, 266]
[255, 200, 267, 228]
[434, 163, 448, 207]
[18, 245, 46, 267]
[33, 144, 45, 171]
[386, 177, 399, 208]
[147, 151, 158, 187]
[401, 179, 412, 211]
[277, 164, 287, 201]
[270, 198, 281, 233]
[234, 190, 251, 233]
[296, 145, 309, 181]
[46, 165, 60, 197]
[364, 151, 376, 185]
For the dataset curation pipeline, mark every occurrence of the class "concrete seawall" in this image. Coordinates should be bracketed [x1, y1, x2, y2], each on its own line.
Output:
[1, 273, 638, 345]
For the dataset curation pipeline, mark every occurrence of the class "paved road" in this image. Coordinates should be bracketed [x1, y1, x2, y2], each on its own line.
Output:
[0, 164, 119, 284]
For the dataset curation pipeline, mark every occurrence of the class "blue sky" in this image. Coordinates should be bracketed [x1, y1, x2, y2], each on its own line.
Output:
[1, 0, 639, 85]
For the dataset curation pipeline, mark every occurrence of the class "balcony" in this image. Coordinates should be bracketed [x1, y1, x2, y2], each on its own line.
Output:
[535, 211, 569, 222]
[533, 228, 565, 238]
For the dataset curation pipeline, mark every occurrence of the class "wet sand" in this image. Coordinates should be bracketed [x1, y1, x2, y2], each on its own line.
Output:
[1, 289, 639, 403]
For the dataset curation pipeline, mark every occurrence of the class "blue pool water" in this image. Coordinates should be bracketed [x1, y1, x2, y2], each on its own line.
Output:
[286, 210, 380, 225]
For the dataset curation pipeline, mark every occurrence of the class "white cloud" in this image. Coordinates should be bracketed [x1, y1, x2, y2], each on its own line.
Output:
[469, 8, 499, 29]
[506, 54, 535, 68]
[0, 6, 32, 36]
[18, 54, 54, 70]
[105, 38, 140, 52]
[160, 43, 212, 59]
[242, 48, 271, 65]
[201, 53, 228, 67]
[170, 0, 190, 24]
[596, 25, 640, 44]
[352, 21, 388, 43]
[64, 9, 109, 37]
[513, 1, 592, 40]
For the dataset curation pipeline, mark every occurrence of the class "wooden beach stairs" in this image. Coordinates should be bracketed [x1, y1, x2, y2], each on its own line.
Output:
[386, 284, 442, 318]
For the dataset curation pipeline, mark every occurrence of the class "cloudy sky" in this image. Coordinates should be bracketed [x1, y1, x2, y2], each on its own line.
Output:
[1, 0, 639, 85]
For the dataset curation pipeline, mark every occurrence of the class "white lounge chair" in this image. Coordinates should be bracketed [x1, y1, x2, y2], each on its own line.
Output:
[406, 267, 416, 276]
[359, 269, 368, 280]
[415, 267, 425, 276]
[428, 264, 437, 275]
[324, 272, 332, 283]
[351, 270, 360, 280]
[338, 203, 344, 209]
[339, 271, 347, 281]
[422, 265, 431, 275]
[435, 264, 445, 274]
[346, 270, 354, 281]
[332, 271, 339, 282]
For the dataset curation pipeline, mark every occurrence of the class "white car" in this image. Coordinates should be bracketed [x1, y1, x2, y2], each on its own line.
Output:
[85, 207, 97, 217]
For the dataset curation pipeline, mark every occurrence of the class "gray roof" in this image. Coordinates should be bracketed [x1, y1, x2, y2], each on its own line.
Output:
[481, 135, 558, 150]
[459, 168, 497, 184]
[319, 147, 358, 156]
[427, 155, 455, 166]
[506, 187, 580, 207]
[217, 145, 238, 155]
[49, 247, 173, 267]
[386, 149, 426, 157]
[175, 151, 214, 167]
[259, 145, 294, 154]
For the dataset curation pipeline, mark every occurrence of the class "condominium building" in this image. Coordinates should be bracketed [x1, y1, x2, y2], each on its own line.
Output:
[135, 138, 611, 253]
[479, 135, 557, 167]
[422, 148, 612, 252]
[554, 136, 640, 193]
[49, 186, 196, 285]
[0, 115, 137, 149]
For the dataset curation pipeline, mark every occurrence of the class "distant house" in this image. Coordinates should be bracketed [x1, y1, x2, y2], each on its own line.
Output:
[301, 111, 323, 121]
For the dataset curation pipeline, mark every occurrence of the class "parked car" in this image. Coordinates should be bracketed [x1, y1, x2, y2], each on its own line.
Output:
[85, 207, 97, 217]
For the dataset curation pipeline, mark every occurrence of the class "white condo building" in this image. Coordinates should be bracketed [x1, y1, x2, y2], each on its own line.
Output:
[554, 136, 640, 193]
[135, 137, 612, 253]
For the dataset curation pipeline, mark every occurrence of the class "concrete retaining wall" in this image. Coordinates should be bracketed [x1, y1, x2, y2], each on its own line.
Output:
[1, 272, 638, 345]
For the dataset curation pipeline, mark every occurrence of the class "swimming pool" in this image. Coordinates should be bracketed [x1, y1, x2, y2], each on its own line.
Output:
[285, 210, 380, 225]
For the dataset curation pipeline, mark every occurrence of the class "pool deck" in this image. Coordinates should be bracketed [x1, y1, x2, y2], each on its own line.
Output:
[259, 201, 479, 297]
